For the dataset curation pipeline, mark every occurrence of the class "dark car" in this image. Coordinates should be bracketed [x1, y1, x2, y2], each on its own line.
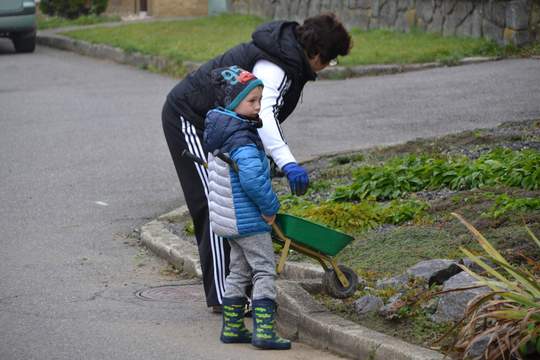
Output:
[0, 0, 37, 53]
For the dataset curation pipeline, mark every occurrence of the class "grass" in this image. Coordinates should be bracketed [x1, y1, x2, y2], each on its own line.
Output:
[55, 13, 532, 74]
[61, 14, 264, 63]
[37, 14, 121, 30]
[340, 28, 503, 66]
[336, 226, 463, 276]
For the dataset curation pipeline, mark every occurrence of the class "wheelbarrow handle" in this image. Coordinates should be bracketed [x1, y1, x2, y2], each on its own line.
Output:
[180, 150, 238, 172]
[181, 149, 208, 168]
[216, 153, 239, 172]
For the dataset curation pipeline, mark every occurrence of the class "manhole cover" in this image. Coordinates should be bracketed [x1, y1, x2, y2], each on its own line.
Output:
[136, 284, 204, 303]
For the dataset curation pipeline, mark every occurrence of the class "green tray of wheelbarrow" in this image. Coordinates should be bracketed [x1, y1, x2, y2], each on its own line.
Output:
[275, 213, 354, 257]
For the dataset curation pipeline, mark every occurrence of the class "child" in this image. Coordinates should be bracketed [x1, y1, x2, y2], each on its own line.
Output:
[203, 65, 291, 350]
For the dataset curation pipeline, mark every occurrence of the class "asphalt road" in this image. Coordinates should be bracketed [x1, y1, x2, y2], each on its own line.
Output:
[1, 38, 539, 360]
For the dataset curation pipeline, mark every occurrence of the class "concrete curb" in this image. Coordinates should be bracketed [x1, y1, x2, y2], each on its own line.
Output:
[276, 281, 444, 360]
[37, 30, 499, 80]
[139, 207, 444, 360]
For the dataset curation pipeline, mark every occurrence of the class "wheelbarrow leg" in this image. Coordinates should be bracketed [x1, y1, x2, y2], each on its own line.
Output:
[277, 237, 291, 274]
[272, 223, 290, 274]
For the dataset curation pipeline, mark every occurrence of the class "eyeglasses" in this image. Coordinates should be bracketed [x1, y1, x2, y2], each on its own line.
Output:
[328, 58, 338, 67]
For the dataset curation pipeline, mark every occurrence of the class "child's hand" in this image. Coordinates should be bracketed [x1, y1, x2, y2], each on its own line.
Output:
[262, 214, 276, 225]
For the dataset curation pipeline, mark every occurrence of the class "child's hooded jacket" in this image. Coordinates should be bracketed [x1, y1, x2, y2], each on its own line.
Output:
[204, 108, 280, 238]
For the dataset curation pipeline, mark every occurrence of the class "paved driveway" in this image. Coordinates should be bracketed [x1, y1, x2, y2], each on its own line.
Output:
[287, 58, 540, 161]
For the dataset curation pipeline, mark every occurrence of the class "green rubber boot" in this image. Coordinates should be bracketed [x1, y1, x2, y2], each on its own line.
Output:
[220, 297, 252, 344]
[252, 298, 291, 350]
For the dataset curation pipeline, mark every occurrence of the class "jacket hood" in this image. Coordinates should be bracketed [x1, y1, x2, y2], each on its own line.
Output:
[252, 21, 316, 81]
[203, 108, 262, 154]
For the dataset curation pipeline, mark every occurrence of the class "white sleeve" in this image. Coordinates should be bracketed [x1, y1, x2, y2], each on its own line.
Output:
[252, 59, 296, 169]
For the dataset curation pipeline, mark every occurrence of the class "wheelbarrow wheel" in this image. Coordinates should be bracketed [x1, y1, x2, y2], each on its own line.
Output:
[322, 265, 359, 299]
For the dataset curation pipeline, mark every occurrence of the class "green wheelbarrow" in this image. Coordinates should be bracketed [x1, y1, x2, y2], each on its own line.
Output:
[271, 213, 360, 299]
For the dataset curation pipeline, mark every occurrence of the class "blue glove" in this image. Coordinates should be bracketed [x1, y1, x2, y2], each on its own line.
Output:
[282, 162, 309, 196]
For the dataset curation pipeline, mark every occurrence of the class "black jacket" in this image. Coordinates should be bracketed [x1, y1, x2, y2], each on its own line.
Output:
[166, 20, 316, 131]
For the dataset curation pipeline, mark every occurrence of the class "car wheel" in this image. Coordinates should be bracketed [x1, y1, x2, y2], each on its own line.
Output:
[12, 29, 36, 53]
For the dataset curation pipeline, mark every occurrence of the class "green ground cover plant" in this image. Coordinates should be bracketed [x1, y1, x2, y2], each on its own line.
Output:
[280, 196, 428, 233]
[483, 194, 540, 219]
[57, 14, 530, 78]
[38, 14, 121, 30]
[333, 148, 540, 202]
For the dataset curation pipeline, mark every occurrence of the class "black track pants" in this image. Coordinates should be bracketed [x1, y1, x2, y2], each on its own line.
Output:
[161, 101, 230, 307]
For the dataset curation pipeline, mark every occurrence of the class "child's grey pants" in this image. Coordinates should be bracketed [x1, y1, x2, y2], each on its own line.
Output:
[224, 232, 276, 301]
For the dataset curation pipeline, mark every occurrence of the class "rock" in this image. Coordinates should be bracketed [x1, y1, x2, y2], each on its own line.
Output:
[288, 0, 301, 22]
[346, 0, 371, 10]
[274, 1, 290, 19]
[308, 0, 322, 17]
[442, 0, 457, 15]
[378, 293, 405, 319]
[443, 1, 474, 36]
[354, 295, 384, 317]
[471, 7, 483, 38]
[372, 0, 382, 17]
[506, 0, 530, 30]
[504, 28, 531, 46]
[295, 0, 310, 22]
[398, 0, 414, 11]
[463, 334, 493, 360]
[406, 259, 462, 286]
[482, 19, 504, 44]
[483, 0, 506, 28]
[432, 272, 490, 323]
[376, 259, 461, 289]
[427, 4, 444, 33]
[341, 8, 371, 30]
[416, 0, 434, 24]
[420, 297, 439, 314]
[376, 273, 410, 289]
[379, 0, 399, 27]
[320, 0, 332, 13]
[460, 257, 496, 274]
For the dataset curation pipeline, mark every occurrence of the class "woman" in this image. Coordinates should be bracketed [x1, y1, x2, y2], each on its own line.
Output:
[162, 13, 352, 311]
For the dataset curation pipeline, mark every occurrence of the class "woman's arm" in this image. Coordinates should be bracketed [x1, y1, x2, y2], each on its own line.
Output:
[252, 60, 296, 170]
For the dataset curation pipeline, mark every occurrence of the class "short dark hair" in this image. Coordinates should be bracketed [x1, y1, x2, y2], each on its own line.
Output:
[296, 13, 352, 64]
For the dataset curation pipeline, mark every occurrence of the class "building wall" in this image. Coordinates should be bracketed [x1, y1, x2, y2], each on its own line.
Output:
[106, 0, 208, 17]
[106, 0, 137, 16]
[149, 0, 208, 17]
[229, 0, 540, 46]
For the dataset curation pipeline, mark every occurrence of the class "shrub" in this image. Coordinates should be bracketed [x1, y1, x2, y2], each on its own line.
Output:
[40, 0, 108, 19]
[440, 213, 540, 360]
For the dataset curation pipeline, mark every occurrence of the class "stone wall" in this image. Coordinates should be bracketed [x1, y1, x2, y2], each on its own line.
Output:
[229, 0, 540, 46]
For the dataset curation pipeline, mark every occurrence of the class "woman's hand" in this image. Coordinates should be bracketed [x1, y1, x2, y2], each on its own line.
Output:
[262, 214, 276, 225]
[282, 162, 309, 195]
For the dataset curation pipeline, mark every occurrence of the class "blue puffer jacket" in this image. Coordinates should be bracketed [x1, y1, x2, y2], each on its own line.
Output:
[203, 108, 280, 238]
